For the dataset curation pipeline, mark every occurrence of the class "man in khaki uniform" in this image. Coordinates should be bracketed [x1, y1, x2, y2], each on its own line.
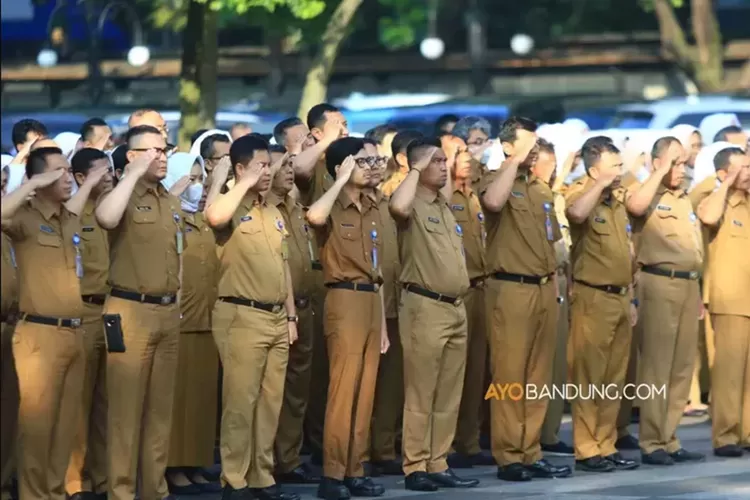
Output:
[95, 126, 185, 500]
[625, 137, 706, 465]
[439, 134, 493, 467]
[479, 117, 571, 482]
[205, 135, 300, 500]
[0, 148, 87, 500]
[381, 130, 423, 197]
[389, 137, 480, 492]
[128, 109, 170, 143]
[66, 148, 115, 498]
[306, 137, 389, 500]
[0, 166, 19, 500]
[363, 140, 404, 477]
[695, 147, 750, 457]
[564, 137, 639, 473]
[269, 150, 321, 484]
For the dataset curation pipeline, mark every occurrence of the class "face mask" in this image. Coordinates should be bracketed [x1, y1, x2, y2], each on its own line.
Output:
[180, 182, 203, 213]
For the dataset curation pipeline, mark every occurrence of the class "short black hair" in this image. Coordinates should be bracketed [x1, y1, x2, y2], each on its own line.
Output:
[390, 129, 424, 159]
[581, 136, 620, 172]
[365, 124, 399, 145]
[362, 137, 378, 147]
[200, 134, 231, 159]
[435, 114, 459, 133]
[26, 147, 63, 179]
[273, 117, 304, 147]
[71, 148, 108, 175]
[79, 118, 109, 143]
[536, 137, 555, 155]
[498, 116, 537, 144]
[713, 125, 744, 143]
[190, 129, 209, 146]
[110, 145, 129, 173]
[125, 125, 162, 147]
[307, 103, 340, 130]
[326, 137, 365, 179]
[650, 136, 681, 161]
[229, 134, 269, 175]
[12, 118, 48, 149]
[269, 144, 286, 154]
[406, 137, 442, 169]
[713, 147, 746, 171]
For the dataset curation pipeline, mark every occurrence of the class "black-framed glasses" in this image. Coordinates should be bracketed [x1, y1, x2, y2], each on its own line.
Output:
[355, 156, 387, 168]
[131, 147, 168, 156]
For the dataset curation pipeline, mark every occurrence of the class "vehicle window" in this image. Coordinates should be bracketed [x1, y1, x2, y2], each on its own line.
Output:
[669, 112, 750, 128]
[607, 111, 654, 129]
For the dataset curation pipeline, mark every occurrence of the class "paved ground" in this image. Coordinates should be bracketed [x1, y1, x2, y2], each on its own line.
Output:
[186, 415, 750, 499]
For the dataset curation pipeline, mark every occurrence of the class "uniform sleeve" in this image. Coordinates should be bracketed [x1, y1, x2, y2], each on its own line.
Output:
[1, 206, 28, 241]
[688, 176, 716, 212]
[312, 219, 332, 250]
[477, 170, 498, 197]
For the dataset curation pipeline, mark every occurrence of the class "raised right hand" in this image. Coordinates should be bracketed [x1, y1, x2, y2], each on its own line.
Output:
[125, 150, 157, 178]
[596, 167, 620, 188]
[337, 155, 357, 181]
[322, 119, 343, 142]
[516, 134, 538, 164]
[413, 146, 439, 172]
[30, 168, 65, 188]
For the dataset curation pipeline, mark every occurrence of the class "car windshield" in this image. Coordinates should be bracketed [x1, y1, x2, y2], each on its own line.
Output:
[607, 111, 654, 129]
[669, 111, 750, 128]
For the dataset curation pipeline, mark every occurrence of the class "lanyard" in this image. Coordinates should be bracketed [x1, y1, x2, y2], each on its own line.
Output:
[370, 229, 379, 271]
[543, 202, 554, 241]
[304, 224, 315, 264]
[72, 233, 83, 278]
[173, 213, 184, 255]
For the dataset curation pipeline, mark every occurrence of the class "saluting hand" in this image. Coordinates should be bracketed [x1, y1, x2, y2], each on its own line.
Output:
[11, 141, 33, 165]
[516, 134, 538, 165]
[30, 168, 65, 189]
[126, 150, 157, 178]
[337, 155, 357, 182]
[288, 321, 298, 345]
[83, 163, 110, 188]
[595, 167, 620, 188]
[322, 119, 343, 142]
[413, 146, 439, 173]
[169, 175, 192, 197]
[724, 164, 742, 186]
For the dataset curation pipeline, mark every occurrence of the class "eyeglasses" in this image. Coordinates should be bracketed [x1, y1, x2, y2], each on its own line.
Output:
[131, 147, 168, 156]
[355, 157, 387, 168]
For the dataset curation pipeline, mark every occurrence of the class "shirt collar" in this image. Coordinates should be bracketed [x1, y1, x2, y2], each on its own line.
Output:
[31, 197, 62, 222]
[415, 184, 440, 204]
[728, 189, 748, 207]
[656, 184, 686, 198]
[83, 198, 96, 216]
[266, 190, 291, 210]
[240, 191, 264, 212]
[134, 179, 167, 197]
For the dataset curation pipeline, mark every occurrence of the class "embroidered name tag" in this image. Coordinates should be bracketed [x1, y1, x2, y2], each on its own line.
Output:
[511, 191, 524, 198]
[732, 220, 744, 227]
[656, 204, 671, 211]
[594, 217, 606, 224]
[452, 205, 465, 211]
[428, 216, 440, 224]
[39, 224, 55, 234]
[689, 213, 697, 223]
[240, 215, 252, 222]
[340, 223, 355, 228]
[136, 206, 152, 212]
[185, 227, 194, 232]
[82, 226, 95, 232]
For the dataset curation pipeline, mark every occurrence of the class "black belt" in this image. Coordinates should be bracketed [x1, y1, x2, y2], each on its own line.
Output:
[641, 266, 701, 281]
[295, 297, 310, 309]
[575, 280, 629, 296]
[110, 288, 177, 306]
[219, 296, 284, 313]
[0, 312, 18, 324]
[82, 294, 107, 306]
[311, 261, 323, 271]
[22, 313, 81, 328]
[491, 272, 553, 286]
[403, 284, 462, 306]
[469, 277, 486, 288]
[325, 282, 380, 293]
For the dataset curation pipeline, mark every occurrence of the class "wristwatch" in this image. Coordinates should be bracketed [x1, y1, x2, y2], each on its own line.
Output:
[287, 315, 299, 323]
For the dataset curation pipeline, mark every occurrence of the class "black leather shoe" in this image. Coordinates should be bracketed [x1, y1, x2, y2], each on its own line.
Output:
[497, 463, 532, 482]
[404, 472, 438, 492]
[370, 459, 403, 476]
[615, 435, 640, 450]
[446, 453, 475, 468]
[252, 484, 300, 500]
[166, 478, 201, 495]
[317, 477, 350, 500]
[641, 449, 674, 465]
[525, 459, 572, 478]
[221, 485, 254, 500]
[575, 456, 615, 473]
[277, 464, 321, 484]
[427, 468, 479, 488]
[714, 444, 744, 458]
[670, 448, 705, 463]
[68, 493, 97, 500]
[604, 452, 639, 470]
[343, 477, 384, 497]
[541, 441, 575, 456]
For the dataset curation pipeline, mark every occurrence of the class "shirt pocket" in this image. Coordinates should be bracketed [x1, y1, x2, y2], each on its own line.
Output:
[37, 232, 62, 248]
[655, 210, 679, 238]
[131, 211, 158, 245]
[239, 223, 263, 254]
[729, 219, 747, 238]
[508, 196, 533, 229]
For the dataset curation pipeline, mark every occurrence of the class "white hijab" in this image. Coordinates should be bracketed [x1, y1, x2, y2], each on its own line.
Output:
[699, 113, 740, 144]
[691, 141, 734, 191]
[163, 152, 206, 213]
[670, 124, 700, 150]
[54, 132, 81, 158]
[5, 163, 25, 194]
[189, 129, 232, 158]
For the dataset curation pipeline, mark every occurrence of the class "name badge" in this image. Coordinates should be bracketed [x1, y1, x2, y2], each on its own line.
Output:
[511, 191, 524, 198]
[478, 212, 484, 222]
[276, 219, 285, 232]
[173, 213, 183, 255]
[428, 216, 440, 224]
[40, 224, 55, 234]
[240, 215, 252, 222]
[73, 233, 83, 278]
[732, 219, 744, 227]
[452, 205, 465, 211]
[136, 206, 152, 212]
[371, 229, 379, 270]
[340, 223, 355, 228]
[456, 225, 463, 236]
[82, 226, 95, 232]
[656, 204, 671, 212]
[594, 217, 606, 224]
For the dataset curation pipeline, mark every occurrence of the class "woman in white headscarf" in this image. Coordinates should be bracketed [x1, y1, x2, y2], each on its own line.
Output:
[698, 113, 740, 145]
[161, 152, 221, 492]
[53, 132, 82, 158]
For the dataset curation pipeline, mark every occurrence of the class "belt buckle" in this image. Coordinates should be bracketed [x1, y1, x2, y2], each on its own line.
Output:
[160, 295, 172, 305]
[454, 298, 463, 306]
[272, 304, 283, 314]
[689, 271, 698, 280]
[70, 318, 81, 327]
[619, 288, 627, 296]
[540, 276, 549, 285]
[373, 283, 380, 292]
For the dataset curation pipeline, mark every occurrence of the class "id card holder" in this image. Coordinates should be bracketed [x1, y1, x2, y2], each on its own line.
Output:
[103, 313, 126, 353]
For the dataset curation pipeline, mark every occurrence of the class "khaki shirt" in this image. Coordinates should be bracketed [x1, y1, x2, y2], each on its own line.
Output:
[375, 191, 400, 318]
[398, 189, 470, 297]
[80, 199, 110, 296]
[706, 190, 750, 317]
[553, 191, 572, 269]
[480, 171, 561, 276]
[105, 180, 186, 295]
[381, 168, 408, 198]
[450, 186, 487, 280]
[269, 191, 318, 299]
[689, 175, 720, 303]
[633, 186, 703, 272]
[315, 190, 384, 285]
[215, 192, 289, 304]
[1, 234, 18, 317]
[470, 158, 488, 186]
[565, 177, 633, 287]
[297, 159, 334, 208]
[3, 200, 83, 318]
[181, 212, 218, 332]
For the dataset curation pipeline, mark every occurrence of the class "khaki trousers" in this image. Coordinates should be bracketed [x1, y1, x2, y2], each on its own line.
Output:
[569, 284, 631, 460]
[322, 288, 381, 480]
[617, 303, 642, 439]
[487, 279, 557, 466]
[637, 274, 700, 454]
[694, 312, 716, 401]
[14, 320, 84, 500]
[104, 297, 180, 500]
[454, 286, 487, 456]
[65, 303, 108, 496]
[0, 322, 18, 500]
[212, 301, 288, 489]
[275, 300, 315, 473]
[400, 292, 467, 475]
[304, 281, 327, 459]
[370, 318, 403, 462]
[710, 314, 750, 449]
[541, 274, 569, 446]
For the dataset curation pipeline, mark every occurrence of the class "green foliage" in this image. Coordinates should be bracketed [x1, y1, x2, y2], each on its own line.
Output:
[639, 0, 685, 12]
[377, 0, 427, 50]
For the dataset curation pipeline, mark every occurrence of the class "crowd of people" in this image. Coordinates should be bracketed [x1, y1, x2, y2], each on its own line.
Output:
[0, 104, 748, 500]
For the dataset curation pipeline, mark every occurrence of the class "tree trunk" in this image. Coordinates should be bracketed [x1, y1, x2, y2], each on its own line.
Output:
[296, 0, 363, 119]
[178, 0, 205, 151]
[266, 29, 285, 98]
[201, 8, 219, 126]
